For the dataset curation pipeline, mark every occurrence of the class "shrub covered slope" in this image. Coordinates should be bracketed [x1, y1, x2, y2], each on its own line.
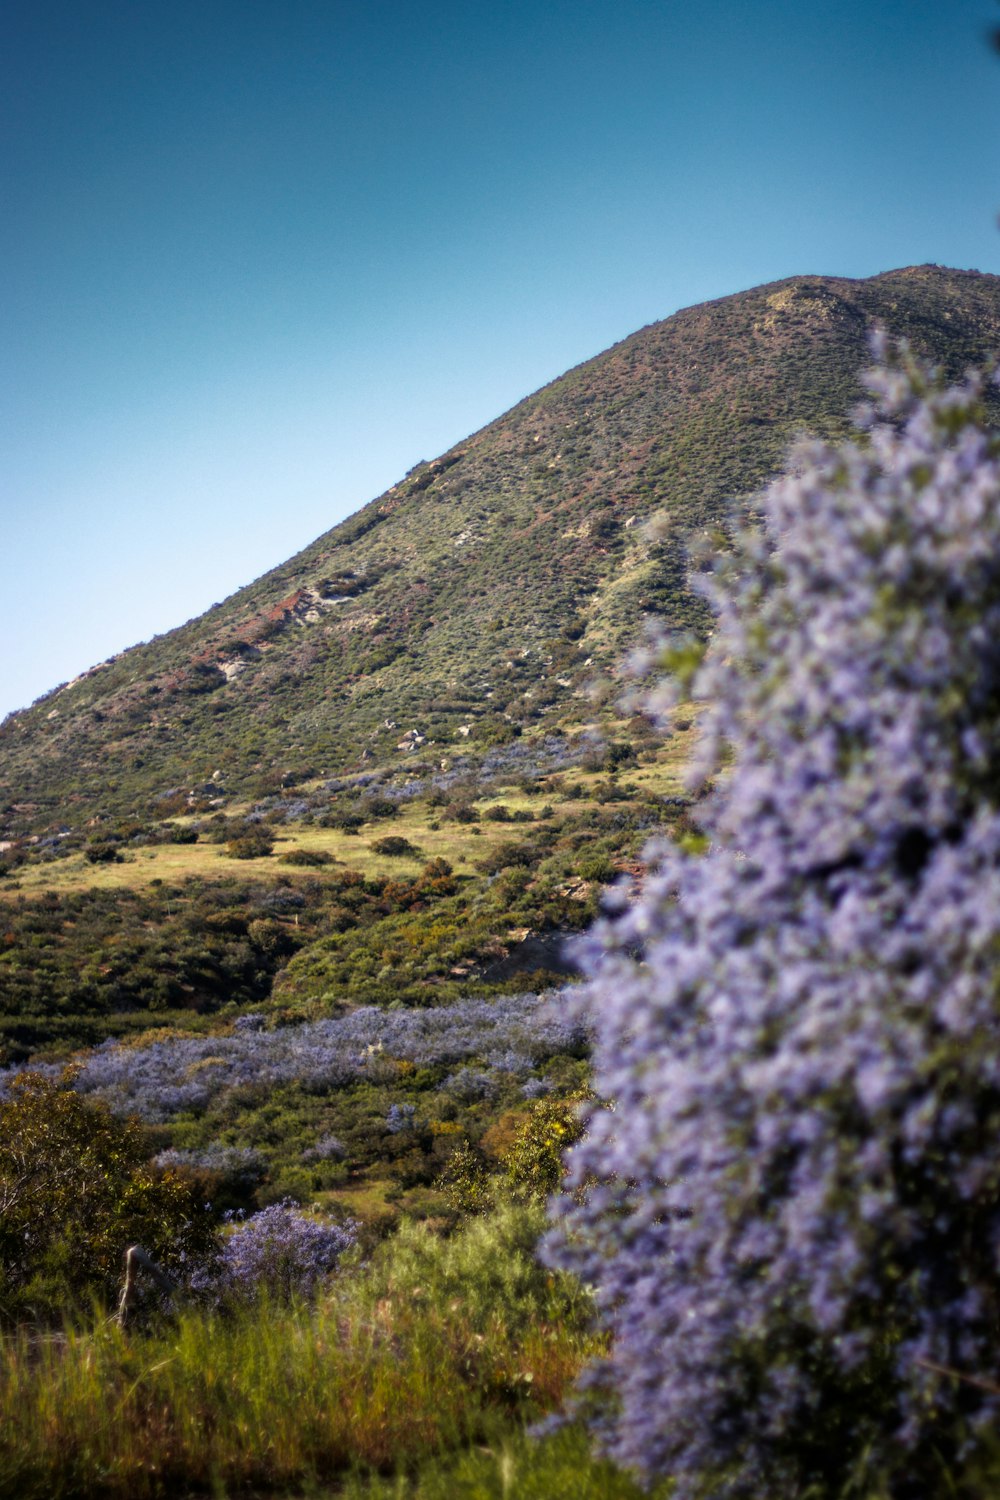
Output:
[2, 266, 999, 838]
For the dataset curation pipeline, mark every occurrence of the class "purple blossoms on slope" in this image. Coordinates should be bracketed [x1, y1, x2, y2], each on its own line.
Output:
[545, 343, 1000, 1496]
[0, 991, 587, 1123]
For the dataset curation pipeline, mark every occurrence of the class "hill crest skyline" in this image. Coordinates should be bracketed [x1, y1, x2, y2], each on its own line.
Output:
[3, 263, 1000, 842]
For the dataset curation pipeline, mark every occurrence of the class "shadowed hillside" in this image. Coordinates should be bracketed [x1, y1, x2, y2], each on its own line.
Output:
[3, 264, 999, 838]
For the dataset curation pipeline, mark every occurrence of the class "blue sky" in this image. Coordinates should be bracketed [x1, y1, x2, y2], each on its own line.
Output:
[3, 0, 999, 719]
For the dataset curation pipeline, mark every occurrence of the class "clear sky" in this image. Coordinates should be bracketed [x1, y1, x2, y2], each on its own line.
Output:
[3, 0, 999, 720]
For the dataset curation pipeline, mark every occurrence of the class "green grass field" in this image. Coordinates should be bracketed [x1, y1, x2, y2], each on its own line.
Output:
[3, 721, 696, 900]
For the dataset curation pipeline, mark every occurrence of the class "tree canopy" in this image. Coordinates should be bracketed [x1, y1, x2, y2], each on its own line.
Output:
[0, 1071, 213, 1322]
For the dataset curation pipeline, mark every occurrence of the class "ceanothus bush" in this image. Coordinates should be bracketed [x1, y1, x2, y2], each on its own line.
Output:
[544, 342, 1000, 1496]
[0, 991, 587, 1123]
[190, 1199, 356, 1305]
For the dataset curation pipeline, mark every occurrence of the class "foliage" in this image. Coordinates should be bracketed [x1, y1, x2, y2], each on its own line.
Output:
[371, 835, 420, 857]
[0, 761, 663, 1056]
[1, 994, 587, 1123]
[190, 1199, 356, 1306]
[441, 1096, 587, 1214]
[546, 345, 1000, 1495]
[373, 1198, 590, 1336]
[153, 1144, 266, 1214]
[0, 1203, 595, 1500]
[280, 846, 334, 866]
[501, 1095, 586, 1200]
[439, 1140, 495, 1215]
[0, 877, 324, 1056]
[225, 827, 275, 859]
[83, 841, 123, 865]
[341, 1423, 669, 1500]
[0, 1071, 213, 1322]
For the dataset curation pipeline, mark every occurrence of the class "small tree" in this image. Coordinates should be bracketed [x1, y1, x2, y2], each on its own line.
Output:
[545, 344, 1000, 1496]
[0, 1072, 213, 1322]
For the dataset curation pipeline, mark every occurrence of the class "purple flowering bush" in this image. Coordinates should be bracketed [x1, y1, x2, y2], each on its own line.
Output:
[191, 1199, 357, 1306]
[385, 1102, 417, 1134]
[0, 991, 586, 1123]
[301, 1133, 345, 1162]
[545, 344, 1000, 1495]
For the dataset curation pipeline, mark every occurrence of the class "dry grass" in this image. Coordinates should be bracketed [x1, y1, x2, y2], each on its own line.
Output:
[3, 723, 697, 901]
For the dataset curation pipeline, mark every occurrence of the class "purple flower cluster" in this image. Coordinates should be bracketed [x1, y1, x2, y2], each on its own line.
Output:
[0, 991, 586, 1122]
[301, 1133, 345, 1162]
[241, 733, 590, 823]
[385, 1102, 417, 1133]
[154, 1145, 266, 1184]
[190, 1199, 356, 1304]
[545, 344, 1000, 1494]
[440, 1067, 497, 1101]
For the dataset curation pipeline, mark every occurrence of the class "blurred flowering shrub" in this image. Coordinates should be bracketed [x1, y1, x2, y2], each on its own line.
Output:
[545, 344, 1000, 1495]
[191, 1199, 356, 1305]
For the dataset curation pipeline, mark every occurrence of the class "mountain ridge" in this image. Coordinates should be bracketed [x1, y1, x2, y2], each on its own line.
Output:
[4, 263, 1000, 841]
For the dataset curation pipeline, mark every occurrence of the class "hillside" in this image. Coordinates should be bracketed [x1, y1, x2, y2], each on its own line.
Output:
[4, 269, 1000, 1494]
[3, 264, 1000, 843]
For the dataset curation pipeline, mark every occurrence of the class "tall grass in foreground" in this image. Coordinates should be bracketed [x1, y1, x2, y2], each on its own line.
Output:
[0, 1203, 595, 1499]
[340, 1423, 673, 1499]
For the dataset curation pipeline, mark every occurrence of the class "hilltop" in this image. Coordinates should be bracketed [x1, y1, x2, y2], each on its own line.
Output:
[3, 264, 999, 841]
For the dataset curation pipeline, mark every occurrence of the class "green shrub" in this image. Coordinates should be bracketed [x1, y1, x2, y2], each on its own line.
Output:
[476, 840, 537, 875]
[164, 824, 199, 844]
[445, 803, 480, 824]
[319, 809, 365, 831]
[280, 848, 335, 866]
[440, 1101, 588, 1217]
[371, 836, 420, 857]
[577, 851, 616, 882]
[501, 1097, 587, 1200]
[226, 829, 275, 859]
[83, 841, 123, 864]
[439, 1142, 493, 1216]
[0, 1072, 214, 1322]
[359, 796, 399, 821]
[372, 1199, 589, 1335]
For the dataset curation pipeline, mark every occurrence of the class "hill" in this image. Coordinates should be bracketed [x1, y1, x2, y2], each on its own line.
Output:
[2, 265, 1000, 1500]
[3, 264, 1000, 843]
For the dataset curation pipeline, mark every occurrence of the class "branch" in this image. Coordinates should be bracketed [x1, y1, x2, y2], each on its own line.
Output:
[116, 1244, 177, 1328]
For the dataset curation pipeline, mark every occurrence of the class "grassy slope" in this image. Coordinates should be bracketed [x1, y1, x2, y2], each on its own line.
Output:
[0, 1204, 605, 1500]
[5, 733, 692, 899]
[2, 265, 998, 839]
